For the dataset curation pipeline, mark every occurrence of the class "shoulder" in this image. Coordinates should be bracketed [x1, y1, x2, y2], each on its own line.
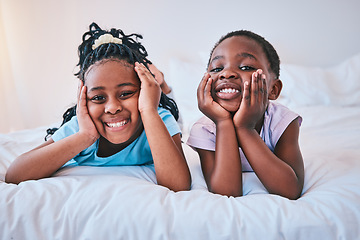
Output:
[51, 116, 79, 142]
[192, 116, 215, 130]
[263, 102, 301, 148]
[157, 107, 173, 119]
[186, 116, 216, 150]
[189, 116, 215, 136]
[267, 102, 302, 127]
[157, 107, 181, 136]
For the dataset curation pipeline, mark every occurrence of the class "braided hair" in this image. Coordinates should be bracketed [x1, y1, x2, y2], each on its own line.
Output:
[45, 23, 179, 140]
[208, 30, 280, 79]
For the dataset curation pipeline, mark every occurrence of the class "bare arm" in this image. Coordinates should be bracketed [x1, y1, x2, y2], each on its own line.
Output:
[196, 74, 243, 196]
[196, 119, 243, 197]
[135, 63, 191, 191]
[5, 133, 95, 184]
[234, 70, 304, 199]
[236, 119, 304, 199]
[142, 112, 191, 191]
[5, 82, 99, 184]
[148, 63, 172, 94]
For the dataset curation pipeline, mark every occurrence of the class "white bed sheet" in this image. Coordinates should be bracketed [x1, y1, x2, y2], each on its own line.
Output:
[1, 105, 360, 240]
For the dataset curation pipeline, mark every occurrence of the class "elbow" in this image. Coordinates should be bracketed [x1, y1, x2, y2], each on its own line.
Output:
[5, 156, 26, 184]
[5, 171, 22, 184]
[167, 182, 191, 192]
[171, 184, 191, 192]
[209, 187, 243, 198]
[5, 160, 32, 184]
[287, 186, 303, 200]
[208, 179, 243, 197]
[160, 175, 192, 192]
[284, 191, 302, 200]
[270, 184, 303, 200]
[172, 177, 192, 192]
[5, 165, 28, 184]
[286, 180, 304, 200]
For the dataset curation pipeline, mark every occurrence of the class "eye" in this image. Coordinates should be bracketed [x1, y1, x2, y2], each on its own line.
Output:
[90, 95, 106, 103]
[119, 91, 136, 99]
[239, 65, 256, 71]
[209, 67, 223, 73]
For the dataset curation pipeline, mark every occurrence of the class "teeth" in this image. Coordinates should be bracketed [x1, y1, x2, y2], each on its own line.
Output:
[219, 88, 239, 93]
[106, 120, 128, 128]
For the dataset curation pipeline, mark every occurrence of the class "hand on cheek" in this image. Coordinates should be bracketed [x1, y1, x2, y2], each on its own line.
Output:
[197, 73, 231, 124]
[76, 80, 99, 142]
[135, 62, 161, 115]
[233, 69, 268, 129]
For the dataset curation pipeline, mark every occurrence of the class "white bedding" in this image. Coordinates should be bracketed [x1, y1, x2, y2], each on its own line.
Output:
[1, 54, 360, 239]
[1, 105, 359, 239]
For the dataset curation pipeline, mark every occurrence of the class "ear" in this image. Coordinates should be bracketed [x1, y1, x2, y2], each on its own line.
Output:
[268, 79, 282, 100]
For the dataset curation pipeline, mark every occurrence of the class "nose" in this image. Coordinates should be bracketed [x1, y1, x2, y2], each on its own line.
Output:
[219, 66, 238, 80]
[104, 98, 122, 114]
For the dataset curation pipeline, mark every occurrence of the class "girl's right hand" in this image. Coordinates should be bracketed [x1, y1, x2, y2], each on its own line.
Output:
[76, 80, 100, 143]
[197, 73, 231, 124]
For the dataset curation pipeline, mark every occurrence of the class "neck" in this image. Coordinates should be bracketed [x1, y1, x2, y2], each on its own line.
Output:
[97, 124, 144, 157]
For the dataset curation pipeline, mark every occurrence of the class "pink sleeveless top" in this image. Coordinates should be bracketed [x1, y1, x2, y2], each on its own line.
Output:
[186, 102, 302, 172]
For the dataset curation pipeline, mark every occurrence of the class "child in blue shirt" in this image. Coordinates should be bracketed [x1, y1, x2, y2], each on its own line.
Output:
[5, 23, 191, 191]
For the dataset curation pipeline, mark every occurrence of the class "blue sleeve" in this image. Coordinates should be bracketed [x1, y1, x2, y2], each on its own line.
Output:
[158, 107, 181, 136]
[51, 116, 79, 142]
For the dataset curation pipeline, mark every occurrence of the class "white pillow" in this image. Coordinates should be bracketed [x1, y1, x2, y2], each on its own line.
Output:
[278, 52, 360, 108]
[167, 52, 360, 132]
[167, 58, 205, 134]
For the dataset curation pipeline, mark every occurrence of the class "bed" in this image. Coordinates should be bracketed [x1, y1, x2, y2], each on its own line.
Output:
[1, 53, 360, 240]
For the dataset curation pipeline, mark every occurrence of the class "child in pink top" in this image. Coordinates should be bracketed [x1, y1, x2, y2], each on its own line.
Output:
[187, 30, 304, 199]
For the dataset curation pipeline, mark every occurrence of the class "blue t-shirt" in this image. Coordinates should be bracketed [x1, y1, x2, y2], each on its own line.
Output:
[52, 107, 181, 166]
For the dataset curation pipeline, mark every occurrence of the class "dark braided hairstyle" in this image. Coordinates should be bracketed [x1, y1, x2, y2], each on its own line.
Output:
[45, 22, 179, 140]
[208, 30, 280, 79]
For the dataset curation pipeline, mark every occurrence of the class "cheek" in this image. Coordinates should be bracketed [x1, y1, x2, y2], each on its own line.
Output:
[86, 103, 102, 118]
[208, 70, 214, 76]
[125, 98, 140, 118]
[128, 96, 139, 111]
[130, 108, 142, 132]
[240, 72, 254, 84]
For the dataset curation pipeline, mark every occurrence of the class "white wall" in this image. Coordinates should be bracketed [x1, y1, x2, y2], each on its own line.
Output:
[1, 0, 360, 133]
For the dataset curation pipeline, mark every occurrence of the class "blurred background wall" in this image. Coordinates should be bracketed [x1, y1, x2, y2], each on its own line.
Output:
[1, 0, 359, 133]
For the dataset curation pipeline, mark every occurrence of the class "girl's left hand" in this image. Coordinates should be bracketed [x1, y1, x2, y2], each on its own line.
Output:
[135, 62, 161, 114]
[233, 69, 268, 129]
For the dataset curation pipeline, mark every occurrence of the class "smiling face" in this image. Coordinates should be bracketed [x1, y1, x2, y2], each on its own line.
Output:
[208, 36, 275, 112]
[84, 60, 142, 145]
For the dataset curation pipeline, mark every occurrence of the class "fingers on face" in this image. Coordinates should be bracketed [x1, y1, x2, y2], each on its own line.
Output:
[261, 73, 268, 105]
[77, 82, 87, 115]
[135, 62, 157, 84]
[251, 71, 258, 104]
[77, 80, 84, 99]
[249, 69, 267, 104]
[148, 64, 164, 83]
[78, 81, 86, 103]
[243, 70, 260, 105]
[197, 73, 211, 102]
[242, 80, 251, 105]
